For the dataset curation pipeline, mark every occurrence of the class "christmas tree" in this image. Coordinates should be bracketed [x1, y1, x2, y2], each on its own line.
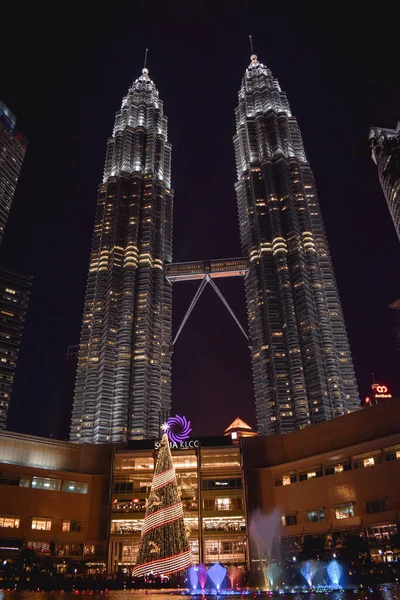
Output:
[132, 433, 192, 576]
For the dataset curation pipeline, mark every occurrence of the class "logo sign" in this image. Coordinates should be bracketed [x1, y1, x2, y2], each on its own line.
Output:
[167, 415, 192, 443]
[372, 383, 392, 399]
[156, 415, 198, 450]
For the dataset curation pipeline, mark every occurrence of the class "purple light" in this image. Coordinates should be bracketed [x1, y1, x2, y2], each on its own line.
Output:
[167, 415, 192, 443]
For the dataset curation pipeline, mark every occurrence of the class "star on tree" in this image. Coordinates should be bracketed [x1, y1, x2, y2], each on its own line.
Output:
[161, 422, 170, 433]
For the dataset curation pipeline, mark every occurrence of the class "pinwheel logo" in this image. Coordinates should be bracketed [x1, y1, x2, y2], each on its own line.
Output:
[166, 415, 192, 443]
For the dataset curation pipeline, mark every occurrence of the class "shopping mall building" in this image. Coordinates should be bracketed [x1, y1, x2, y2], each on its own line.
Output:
[0, 401, 400, 574]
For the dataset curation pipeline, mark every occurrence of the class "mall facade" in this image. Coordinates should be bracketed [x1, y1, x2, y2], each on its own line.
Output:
[0, 402, 400, 574]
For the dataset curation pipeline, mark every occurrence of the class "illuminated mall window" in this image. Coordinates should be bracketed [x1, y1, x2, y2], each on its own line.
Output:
[215, 498, 232, 511]
[32, 476, 61, 491]
[0, 516, 20, 528]
[61, 480, 88, 494]
[335, 503, 355, 519]
[282, 514, 297, 527]
[307, 509, 324, 523]
[363, 457, 375, 468]
[366, 499, 386, 514]
[111, 519, 142, 534]
[172, 455, 197, 469]
[397, 451, 400, 460]
[62, 520, 82, 532]
[32, 518, 52, 530]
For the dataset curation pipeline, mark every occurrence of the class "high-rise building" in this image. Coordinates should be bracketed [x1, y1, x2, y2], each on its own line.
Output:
[369, 122, 400, 241]
[71, 66, 173, 443]
[0, 268, 32, 429]
[0, 101, 27, 246]
[389, 299, 400, 358]
[233, 54, 359, 435]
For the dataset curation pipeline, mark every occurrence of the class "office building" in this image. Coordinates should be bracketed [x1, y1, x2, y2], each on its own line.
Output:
[389, 299, 400, 358]
[71, 65, 173, 443]
[0, 430, 112, 571]
[0, 101, 27, 246]
[369, 122, 400, 241]
[0, 269, 32, 429]
[243, 399, 400, 566]
[233, 54, 359, 435]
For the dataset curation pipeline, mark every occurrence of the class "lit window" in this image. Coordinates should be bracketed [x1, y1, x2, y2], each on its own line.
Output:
[396, 451, 400, 459]
[282, 475, 291, 486]
[216, 498, 231, 511]
[307, 471, 316, 479]
[335, 464, 344, 473]
[61, 480, 88, 494]
[32, 477, 61, 491]
[0, 516, 20, 528]
[335, 503, 355, 519]
[32, 518, 51, 530]
[62, 520, 81, 532]
[363, 457, 375, 467]
[282, 514, 297, 526]
[307, 509, 324, 523]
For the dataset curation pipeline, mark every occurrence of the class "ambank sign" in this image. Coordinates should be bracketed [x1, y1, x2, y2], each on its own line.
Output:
[154, 439, 200, 450]
[372, 383, 393, 400]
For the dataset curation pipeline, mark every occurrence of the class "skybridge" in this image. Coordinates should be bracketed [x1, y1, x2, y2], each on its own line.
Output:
[165, 257, 250, 347]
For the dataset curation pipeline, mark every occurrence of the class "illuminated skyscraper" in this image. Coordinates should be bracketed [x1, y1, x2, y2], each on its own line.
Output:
[234, 54, 359, 434]
[0, 101, 27, 246]
[0, 269, 32, 429]
[369, 122, 400, 241]
[71, 66, 173, 443]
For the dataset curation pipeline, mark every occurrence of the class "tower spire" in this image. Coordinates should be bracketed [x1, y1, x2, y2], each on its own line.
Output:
[142, 48, 149, 77]
[249, 35, 257, 62]
[249, 35, 254, 56]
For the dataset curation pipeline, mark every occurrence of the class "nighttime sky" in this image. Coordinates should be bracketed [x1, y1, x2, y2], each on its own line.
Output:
[1, 2, 399, 439]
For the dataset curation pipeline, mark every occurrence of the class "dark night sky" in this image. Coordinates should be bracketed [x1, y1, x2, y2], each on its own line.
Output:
[1, 1, 399, 439]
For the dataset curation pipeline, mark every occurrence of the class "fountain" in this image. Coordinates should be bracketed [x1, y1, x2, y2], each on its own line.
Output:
[208, 562, 227, 591]
[188, 566, 199, 591]
[227, 565, 241, 589]
[249, 508, 282, 590]
[188, 564, 208, 592]
[300, 559, 319, 588]
[327, 560, 342, 588]
[265, 562, 281, 588]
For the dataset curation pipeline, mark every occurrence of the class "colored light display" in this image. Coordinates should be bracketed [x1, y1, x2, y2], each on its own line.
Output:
[166, 415, 192, 443]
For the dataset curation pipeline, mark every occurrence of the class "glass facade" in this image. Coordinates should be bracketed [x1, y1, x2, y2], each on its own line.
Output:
[233, 55, 360, 435]
[109, 443, 246, 573]
[0, 269, 32, 429]
[0, 101, 27, 246]
[71, 66, 173, 443]
[369, 123, 400, 241]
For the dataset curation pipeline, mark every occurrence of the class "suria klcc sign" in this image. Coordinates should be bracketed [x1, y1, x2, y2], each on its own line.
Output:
[155, 415, 199, 449]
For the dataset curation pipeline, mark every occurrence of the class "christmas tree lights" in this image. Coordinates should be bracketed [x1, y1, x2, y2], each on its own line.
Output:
[132, 434, 192, 576]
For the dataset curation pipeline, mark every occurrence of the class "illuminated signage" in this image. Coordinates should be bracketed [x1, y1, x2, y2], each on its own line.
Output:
[157, 415, 198, 449]
[372, 383, 392, 399]
[154, 439, 199, 450]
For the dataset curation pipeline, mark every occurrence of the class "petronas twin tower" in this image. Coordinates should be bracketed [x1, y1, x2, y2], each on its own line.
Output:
[70, 54, 360, 444]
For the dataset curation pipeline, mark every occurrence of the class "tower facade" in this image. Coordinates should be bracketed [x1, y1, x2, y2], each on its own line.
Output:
[0, 101, 27, 246]
[369, 123, 400, 241]
[234, 55, 359, 435]
[71, 67, 173, 443]
[0, 269, 32, 429]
